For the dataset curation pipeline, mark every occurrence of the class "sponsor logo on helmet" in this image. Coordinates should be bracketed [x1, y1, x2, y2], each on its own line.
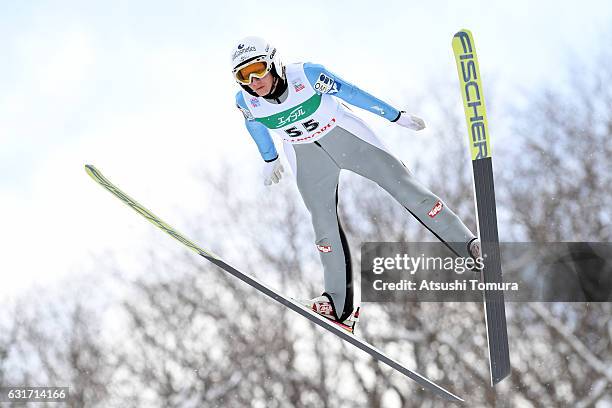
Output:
[249, 97, 260, 108]
[232, 45, 257, 62]
[314, 73, 340, 94]
[428, 200, 444, 218]
[317, 244, 332, 253]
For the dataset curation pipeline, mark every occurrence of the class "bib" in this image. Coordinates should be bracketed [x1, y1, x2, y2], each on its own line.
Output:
[241, 63, 340, 144]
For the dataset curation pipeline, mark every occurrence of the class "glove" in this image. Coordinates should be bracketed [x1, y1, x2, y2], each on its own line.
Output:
[393, 111, 426, 131]
[263, 157, 284, 186]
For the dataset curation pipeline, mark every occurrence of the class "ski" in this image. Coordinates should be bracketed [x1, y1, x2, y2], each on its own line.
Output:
[84, 164, 463, 402]
[452, 29, 511, 385]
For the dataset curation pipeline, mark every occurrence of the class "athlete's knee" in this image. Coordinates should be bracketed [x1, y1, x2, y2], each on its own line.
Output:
[399, 183, 438, 210]
[418, 195, 448, 218]
[418, 192, 441, 208]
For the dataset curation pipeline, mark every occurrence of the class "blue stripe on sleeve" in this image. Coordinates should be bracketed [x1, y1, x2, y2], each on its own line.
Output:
[303, 62, 400, 121]
[236, 92, 278, 161]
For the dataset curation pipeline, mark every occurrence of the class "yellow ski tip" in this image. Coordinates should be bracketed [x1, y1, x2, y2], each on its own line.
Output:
[84, 164, 96, 176]
[454, 28, 472, 36]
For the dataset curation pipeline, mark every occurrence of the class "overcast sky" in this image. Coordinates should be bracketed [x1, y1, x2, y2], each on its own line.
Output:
[1, 0, 611, 298]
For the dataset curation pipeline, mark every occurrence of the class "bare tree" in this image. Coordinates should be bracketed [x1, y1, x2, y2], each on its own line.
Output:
[500, 47, 612, 408]
[0, 282, 112, 408]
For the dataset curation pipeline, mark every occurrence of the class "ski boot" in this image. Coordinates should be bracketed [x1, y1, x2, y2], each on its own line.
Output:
[469, 238, 484, 276]
[296, 294, 360, 334]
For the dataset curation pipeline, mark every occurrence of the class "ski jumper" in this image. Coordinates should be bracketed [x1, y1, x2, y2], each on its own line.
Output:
[236, 63, 476, 321]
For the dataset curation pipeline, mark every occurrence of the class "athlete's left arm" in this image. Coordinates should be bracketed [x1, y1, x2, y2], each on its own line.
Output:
[303, 62, 401, 122]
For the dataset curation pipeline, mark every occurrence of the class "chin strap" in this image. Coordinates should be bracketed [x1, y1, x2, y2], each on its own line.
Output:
[264, 76, 279, 98]
[265, 75, 287, 99]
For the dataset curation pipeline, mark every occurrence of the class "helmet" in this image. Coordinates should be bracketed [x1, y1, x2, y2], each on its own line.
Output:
[231, 36, 284, 87]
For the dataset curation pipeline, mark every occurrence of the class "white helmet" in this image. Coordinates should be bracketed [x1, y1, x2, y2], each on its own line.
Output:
[231, 36, 284, 86]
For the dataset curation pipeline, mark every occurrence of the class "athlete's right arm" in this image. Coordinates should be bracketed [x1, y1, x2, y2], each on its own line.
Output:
[235, 92, 279, 162]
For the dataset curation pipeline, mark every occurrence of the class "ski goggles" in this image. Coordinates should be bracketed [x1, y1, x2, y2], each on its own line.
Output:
[234, 61, 269, 85]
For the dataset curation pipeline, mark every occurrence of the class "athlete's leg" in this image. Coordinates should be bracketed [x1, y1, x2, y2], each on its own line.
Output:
[293, 143, 354, 321]
[319, 113, 475, 258]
